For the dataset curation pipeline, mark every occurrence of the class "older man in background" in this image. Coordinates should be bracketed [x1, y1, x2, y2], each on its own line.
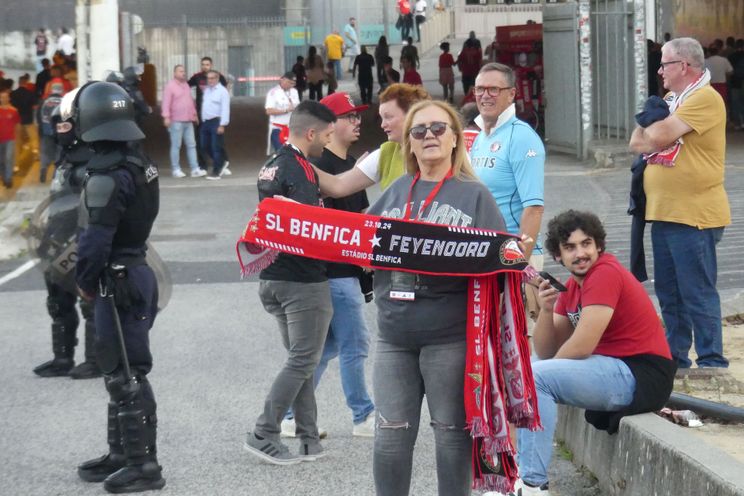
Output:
[630, 37, 731, 371]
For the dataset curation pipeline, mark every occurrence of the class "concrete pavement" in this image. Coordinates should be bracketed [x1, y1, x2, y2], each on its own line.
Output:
[0, 174, 600, 496]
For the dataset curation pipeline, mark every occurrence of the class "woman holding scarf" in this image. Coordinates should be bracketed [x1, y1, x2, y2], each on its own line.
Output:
[365, 100, 506, 496]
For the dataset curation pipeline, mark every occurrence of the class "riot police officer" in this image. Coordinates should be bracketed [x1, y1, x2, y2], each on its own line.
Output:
[32, 99, 102, 380]
[71, 81, 165, 493]
[106, 67, 151, 128]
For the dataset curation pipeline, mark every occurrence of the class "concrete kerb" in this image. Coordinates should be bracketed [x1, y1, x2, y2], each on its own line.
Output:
[556, 405, 744, 496]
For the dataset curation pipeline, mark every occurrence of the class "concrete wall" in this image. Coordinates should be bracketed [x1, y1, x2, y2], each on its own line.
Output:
[556, 406, 744, 496]
[657, 0, 744, 46]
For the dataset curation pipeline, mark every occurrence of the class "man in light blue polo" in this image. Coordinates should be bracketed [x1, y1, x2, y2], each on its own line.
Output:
[469, 62, 545, 320]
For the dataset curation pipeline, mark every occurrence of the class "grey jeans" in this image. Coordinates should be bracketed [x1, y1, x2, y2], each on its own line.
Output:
[255, 280, 332, 442]
[0, 140, 14, 184]
[373, 337, 472, 496]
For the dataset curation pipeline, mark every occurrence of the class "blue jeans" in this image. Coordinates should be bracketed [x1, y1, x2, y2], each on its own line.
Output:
[730, 87, 744, 127]
[315, 277, 375, 424]
[332, 59, 342, 81]
[199, 117, 225, 176]
[651, 221, 727, 368]
[373, 338, 471, 496]
[270, 128, 282, 153]
[518, 356, 636, 487]
[168, 121, 199, 173]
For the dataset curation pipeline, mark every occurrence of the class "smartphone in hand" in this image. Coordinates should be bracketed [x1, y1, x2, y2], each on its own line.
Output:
[538, 271, 568, 292]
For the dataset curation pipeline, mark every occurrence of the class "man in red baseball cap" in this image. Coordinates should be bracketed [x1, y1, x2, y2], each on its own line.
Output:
[283, 91, 378, 437]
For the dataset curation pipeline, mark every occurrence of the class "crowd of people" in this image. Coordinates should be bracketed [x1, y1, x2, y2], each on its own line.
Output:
[3, 16, 735, 496]
[244, 33, 729, 496]
[0, 27, 80, 189]
[287, 7, 496, 110]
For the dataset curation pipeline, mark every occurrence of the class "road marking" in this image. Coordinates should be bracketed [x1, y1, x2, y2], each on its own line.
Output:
[0, 259, 39, 287]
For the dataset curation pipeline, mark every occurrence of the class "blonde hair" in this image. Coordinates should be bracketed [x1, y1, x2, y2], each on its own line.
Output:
[401, 100, 477, 180]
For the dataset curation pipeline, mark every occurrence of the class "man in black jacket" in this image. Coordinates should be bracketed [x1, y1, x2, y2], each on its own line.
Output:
[244, 100, 337, 466]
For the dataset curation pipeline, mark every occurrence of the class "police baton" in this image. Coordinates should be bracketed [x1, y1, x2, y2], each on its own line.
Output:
[107, 293, 134, 382]
[102, 266, 134, 383]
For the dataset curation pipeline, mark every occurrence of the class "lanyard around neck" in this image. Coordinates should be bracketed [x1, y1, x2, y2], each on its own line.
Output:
[403, 169, 453, 221]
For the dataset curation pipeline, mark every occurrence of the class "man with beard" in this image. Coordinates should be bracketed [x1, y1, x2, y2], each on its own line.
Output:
[493, 210, 675, 496]
[280, 92, 376, 440]
[244, 100, 337, 465]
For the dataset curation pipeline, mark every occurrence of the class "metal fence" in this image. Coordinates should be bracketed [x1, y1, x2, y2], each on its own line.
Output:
[590, 0, 634, 140]
[138, 16, 287, 99]
[135, 8, 402, 100]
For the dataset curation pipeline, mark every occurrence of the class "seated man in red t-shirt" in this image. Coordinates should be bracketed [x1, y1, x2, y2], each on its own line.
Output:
[503, 210, 676, 496]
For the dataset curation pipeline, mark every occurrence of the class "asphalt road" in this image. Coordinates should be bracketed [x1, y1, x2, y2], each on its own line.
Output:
[0, 169, 604, 496]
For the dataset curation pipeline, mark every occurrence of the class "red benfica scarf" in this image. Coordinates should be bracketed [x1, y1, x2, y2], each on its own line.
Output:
[237, 198, 540, 493]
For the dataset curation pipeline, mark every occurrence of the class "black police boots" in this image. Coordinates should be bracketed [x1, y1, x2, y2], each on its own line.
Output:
[33, 321, 77, 377]
[78, 401, 126, 482]
[103, 376, 165, 493]
[69, 318, 102, 379]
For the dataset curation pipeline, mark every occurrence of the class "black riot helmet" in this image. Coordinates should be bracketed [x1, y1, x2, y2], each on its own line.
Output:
[74, 81, 145, 142]
[122, 66, 140, 87]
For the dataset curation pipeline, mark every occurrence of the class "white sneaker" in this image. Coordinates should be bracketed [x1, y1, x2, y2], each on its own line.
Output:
[221, 161, 232, 176]
[487, 480, 549, 496]
[172, 169, 186, 178]
[280, 418, 327, 439]
[190, 168, 207, 178]
[352, 412, 376, 437]
[205, 175, 221, 181]
[281, 418, 297, 438]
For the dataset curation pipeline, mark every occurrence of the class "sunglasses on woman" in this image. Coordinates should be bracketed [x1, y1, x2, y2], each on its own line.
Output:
[409, 121, 450, 140]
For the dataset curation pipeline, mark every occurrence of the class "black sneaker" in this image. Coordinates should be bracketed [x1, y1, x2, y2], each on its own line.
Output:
[33, 358, 74, 377]
[103, 461, 165, 493]
[244, 431, 301, 465]
[69, 360, 103, 380]
[78, 453, 126, 482]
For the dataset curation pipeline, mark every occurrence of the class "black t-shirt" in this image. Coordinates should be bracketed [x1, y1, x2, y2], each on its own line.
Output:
[10, 87, 36, 124]
[35, 69, 51, 99]
[729, 51, 744, 88]
[257, 144, 327, 283]
[354, 53, 375, 83]
[314, 148, 369, 279]
[384, 69, 401, 84]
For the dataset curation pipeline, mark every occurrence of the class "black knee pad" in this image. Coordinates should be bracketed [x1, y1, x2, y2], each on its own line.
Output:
[104, 369, 140, 404]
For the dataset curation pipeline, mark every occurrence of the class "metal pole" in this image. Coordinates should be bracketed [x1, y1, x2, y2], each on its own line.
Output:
[182, 14, 188, 75]
[382, 0, 389, 40]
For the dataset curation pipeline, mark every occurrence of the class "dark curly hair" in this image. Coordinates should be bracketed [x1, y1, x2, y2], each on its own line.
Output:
[544, 210, 606, 259]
